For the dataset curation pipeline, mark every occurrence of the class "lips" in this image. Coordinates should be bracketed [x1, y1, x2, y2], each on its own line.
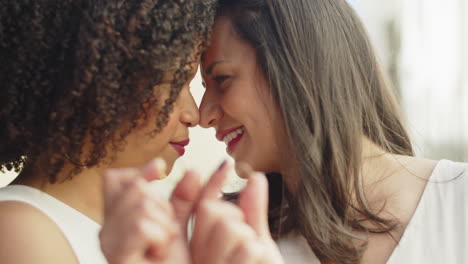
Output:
[226, 130, 244, 154]
[170, 139, 190, 156]
[216, 126, 244, 142]
[216, 126, 245, 155]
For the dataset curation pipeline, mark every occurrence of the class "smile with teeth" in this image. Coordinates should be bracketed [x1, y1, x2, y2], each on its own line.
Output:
[223, 127, 245, 145]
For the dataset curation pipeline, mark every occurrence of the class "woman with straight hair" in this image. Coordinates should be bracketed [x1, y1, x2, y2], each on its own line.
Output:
[100, 0, 468, 263]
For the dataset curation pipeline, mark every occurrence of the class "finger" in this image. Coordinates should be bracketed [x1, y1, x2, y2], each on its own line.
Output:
[110, 179, 176, 227]
[196, 160, 230, 204]
[103, 168, 141, 214]
[108, 193, 178, 261]
[125, 218, 174, 260]
[227, 240, 264, 264]
[141, 158, 167, 181]
[200, 219, 257, 264]
[103, 178, 178, 250]
[191, 199, 244, 258]
[239, 173, 271, 238]
[103, 158, 167, 213]
[170, 170, 202, 235]
[100, 217, 173, 263]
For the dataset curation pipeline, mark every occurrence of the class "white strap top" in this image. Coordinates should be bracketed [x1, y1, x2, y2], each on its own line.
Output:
[388, 159, 467, 263]
[277, 160, 467, 263]
[0, 185, 107, 264]
[277, 233, 320, 263]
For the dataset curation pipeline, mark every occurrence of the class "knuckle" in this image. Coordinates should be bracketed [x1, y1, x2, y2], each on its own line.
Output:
[154, 197, 174, 216]
[197, 200, 216, 218]
[239, 241, 263, 260]
[132, 219, 149, 237]
[214, 218, 232, 234]
[135, 198, 152, 214]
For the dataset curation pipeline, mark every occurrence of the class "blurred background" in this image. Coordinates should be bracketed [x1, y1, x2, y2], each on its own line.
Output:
[2, 0, 468, 194]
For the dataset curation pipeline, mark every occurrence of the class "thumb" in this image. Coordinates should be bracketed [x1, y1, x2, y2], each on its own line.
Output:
[170, 170, 202, 237]
[141, 158, 168, 182]
[239, 173, 271, 238]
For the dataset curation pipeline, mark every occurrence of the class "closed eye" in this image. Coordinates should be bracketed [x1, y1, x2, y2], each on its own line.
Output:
[212, 75, 229, 86]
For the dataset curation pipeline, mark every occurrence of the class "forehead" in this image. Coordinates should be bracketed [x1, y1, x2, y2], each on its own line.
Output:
[201, 17, 243, 69]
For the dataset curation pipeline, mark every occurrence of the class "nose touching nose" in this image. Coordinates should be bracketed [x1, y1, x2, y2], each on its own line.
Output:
[199, 95, 223, 128]
[180, 90, 200, 127]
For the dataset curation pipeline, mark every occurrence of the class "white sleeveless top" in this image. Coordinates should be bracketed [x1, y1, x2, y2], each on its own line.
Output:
[388, 159, 467, 263]
[277, 233, 320, 263]
[276, 159, 468, 263]
[0, 185, 107, 264]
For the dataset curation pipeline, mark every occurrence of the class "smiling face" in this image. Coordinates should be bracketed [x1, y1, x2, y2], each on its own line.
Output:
[200, 17, 284, 175]
[110, 65, 200, 175]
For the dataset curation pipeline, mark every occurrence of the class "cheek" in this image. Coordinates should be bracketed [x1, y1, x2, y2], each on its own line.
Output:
[154, 117, 178, 142]
[223, 83, 262, 117]
[138, 112, 178, 152]
[249, 107, 284, 170]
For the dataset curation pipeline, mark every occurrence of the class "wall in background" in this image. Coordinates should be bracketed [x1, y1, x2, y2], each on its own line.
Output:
[358, 0, 468, 161]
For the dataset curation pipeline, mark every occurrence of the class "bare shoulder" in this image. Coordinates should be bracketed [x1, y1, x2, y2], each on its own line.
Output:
[384, 156, 438, 222]
[0, 201, 79, 264]
[392, 156, 438, 180]
[374, 156, 437, 196]
[362, 157, 439, 263]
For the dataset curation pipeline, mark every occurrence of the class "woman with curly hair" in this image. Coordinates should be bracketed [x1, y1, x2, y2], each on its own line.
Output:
[0, 0, 216, 263]
[100, 0, 468, 263]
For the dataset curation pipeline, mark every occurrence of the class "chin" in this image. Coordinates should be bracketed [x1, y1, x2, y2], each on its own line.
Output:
[166, 163, 175, 175]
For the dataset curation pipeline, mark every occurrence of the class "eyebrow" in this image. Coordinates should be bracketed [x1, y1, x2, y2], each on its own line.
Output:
[204, 60, 230, 76]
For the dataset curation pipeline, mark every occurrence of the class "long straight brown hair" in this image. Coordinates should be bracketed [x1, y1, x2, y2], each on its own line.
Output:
[217, 0, 413, 263]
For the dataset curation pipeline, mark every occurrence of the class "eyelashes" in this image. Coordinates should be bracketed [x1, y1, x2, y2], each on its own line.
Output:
[213, 75, 229, 86]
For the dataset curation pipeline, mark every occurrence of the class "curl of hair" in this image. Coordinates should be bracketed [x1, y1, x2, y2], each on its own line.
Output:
[0, 0, 216, 182]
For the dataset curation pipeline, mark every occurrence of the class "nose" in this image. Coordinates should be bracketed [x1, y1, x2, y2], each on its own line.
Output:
[199, 91, 222, 128]
[179, 88, 200, 127]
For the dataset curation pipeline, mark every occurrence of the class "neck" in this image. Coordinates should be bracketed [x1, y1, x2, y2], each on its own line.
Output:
[359, 138, 409, 202]
[16, 166, 105, 224]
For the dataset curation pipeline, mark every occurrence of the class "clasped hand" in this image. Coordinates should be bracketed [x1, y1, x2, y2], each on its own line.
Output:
[99, 160, 284, 264]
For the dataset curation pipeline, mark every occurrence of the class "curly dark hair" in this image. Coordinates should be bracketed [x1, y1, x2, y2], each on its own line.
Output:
[0, 0, 216, 183]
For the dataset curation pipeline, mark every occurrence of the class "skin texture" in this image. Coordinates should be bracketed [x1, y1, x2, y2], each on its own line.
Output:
[200, 17, 284, 175]
[101, 1, 440, 263]
[104, 67, 200, 172]
[199, 14, 439, 264]
[21, 70, 200, 222]
[100, 160, 284, 264]
[0, 71, 201, 264]
[100, 15, 435, 264]
[0, 202, 80, 264]
[0, 1, 217, 263]
[101, 161, 192, 264]
[0, 0, 216, 183]
[190, 168, 283, 264]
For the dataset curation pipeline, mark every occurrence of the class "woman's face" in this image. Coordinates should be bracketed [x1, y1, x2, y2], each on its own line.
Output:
[200, 17, 283, 175]
[110, 66, 199, 174]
